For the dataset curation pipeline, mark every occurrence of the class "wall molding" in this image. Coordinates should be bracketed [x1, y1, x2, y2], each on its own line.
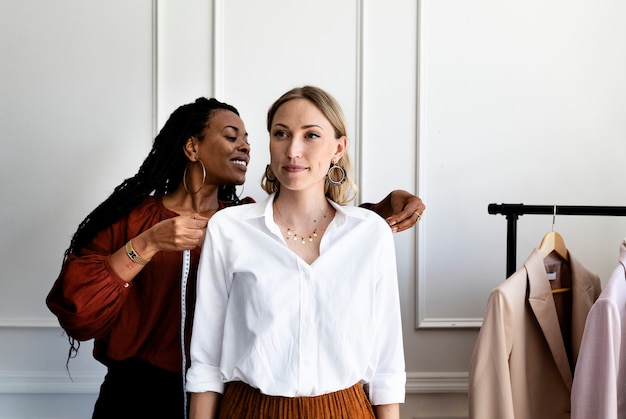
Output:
[0, 370, 467, 395]
[212, 0, 223, 99]
[354, 0, 364, 196]
[0, 371, 104, 394]
[417, 318, 483, 329]
[414, 0, 481, 329]
[151, 0, 158, 137]
[0, 318, 59, 328]
[406, 371, 468, 394]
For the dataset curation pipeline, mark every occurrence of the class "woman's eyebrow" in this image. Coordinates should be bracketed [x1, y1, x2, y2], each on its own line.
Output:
[272, 123, 324, 130]
[223, 125, 248, 138]
[302, 124, 324, 130]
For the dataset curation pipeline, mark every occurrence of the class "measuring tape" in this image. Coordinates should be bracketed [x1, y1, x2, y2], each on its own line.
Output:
[180, 249, 191, 419]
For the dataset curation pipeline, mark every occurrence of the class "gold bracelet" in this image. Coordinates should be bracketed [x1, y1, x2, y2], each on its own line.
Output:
[125, 240, 151, 265]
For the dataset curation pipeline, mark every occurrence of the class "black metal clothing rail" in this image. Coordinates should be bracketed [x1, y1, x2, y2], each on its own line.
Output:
[487, 203, 626, 277]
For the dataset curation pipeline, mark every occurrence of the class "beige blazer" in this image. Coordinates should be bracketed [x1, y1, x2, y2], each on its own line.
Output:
[469, 249, 601, 419]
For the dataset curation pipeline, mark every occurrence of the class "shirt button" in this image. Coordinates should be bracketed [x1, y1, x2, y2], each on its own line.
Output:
[124, 283, 130, 288]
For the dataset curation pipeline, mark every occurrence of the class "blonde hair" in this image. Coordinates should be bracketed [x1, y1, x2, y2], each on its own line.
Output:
[261, 86, 358, 205]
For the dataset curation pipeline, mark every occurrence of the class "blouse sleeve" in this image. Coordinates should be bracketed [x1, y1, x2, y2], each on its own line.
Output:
[367, 220, 406, 405]
[46, 223, 131, 341]
[186, 216, 229, 394]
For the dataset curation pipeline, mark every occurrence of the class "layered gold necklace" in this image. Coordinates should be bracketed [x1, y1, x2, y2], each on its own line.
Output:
[274, 201, 329, 245]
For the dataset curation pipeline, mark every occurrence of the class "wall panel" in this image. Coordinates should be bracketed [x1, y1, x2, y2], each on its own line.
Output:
[215, 0, 362, 203]
[0, 0, 154, 323]
[0, 1, 153, 417]
[416, 0, 626, 329]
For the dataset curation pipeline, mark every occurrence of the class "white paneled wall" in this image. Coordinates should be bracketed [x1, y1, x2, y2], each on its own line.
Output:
[3, 0, 626, 418]
[0, 0, 153, 418]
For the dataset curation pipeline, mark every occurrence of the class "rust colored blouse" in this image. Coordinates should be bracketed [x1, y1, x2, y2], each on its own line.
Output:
[46, 195, 253, 373]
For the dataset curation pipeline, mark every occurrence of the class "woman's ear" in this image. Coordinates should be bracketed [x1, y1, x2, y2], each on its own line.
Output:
[333, 135, 347, 161]
[184, 136, 198, 161]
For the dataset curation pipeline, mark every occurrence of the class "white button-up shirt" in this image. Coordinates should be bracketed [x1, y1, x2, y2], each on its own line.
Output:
[186, 194, 405, 405]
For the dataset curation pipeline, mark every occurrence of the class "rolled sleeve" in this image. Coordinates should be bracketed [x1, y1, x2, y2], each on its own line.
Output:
[185, 363, 224, 394]
[367, 372, 406, 405]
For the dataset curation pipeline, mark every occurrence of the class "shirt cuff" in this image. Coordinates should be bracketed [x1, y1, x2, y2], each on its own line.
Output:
[366, 372, 406, 405]
[185, 364, 224, 394]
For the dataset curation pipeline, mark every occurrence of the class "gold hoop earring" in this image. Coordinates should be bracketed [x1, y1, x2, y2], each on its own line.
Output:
[183, 159, 206, 194]
[265, 164, 277, 182]
[326, 159, 346, 187]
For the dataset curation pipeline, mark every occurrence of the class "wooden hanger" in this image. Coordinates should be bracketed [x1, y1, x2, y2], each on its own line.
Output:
[539, 231, 571, 294]
[539, 206, 571, 294]
[538, 230, 569, 261]
[539, 206, 569, 261]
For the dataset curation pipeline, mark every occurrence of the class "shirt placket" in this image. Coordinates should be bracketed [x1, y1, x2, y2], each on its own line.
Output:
[297, 259, 316, 395]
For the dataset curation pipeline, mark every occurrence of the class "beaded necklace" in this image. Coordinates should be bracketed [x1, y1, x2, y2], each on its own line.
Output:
[274, 201, 329, 245]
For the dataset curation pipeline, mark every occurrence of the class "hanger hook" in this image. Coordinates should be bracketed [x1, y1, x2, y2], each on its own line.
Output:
[552, 205, 556, 232]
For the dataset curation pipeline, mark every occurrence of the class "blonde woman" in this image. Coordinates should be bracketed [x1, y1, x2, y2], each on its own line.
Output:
[187, 86, 405, 419]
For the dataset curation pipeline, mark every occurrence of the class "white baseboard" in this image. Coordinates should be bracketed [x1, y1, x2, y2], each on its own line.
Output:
[406, 371, 468, 394]
[0, 318, 60, 328]
[0, 371, 104, 394]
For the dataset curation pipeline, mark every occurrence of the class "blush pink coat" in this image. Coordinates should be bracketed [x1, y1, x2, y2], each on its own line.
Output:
[571, 241, 626, 419]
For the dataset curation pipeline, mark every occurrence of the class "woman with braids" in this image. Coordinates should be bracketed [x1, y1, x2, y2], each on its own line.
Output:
[46, 96, 425, 419]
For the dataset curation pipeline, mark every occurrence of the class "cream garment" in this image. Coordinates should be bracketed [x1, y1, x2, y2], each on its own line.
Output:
[571, 240, 626, 419]
[469, 249, 601, 419]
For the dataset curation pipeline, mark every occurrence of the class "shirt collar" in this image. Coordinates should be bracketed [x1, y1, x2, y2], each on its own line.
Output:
[245, 193, 365, 234]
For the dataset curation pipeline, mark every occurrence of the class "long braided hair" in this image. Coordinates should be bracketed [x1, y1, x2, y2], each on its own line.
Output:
[63, 97, 241, 364]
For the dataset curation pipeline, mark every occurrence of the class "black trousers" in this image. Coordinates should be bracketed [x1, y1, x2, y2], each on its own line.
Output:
[92, 358, 185, 419]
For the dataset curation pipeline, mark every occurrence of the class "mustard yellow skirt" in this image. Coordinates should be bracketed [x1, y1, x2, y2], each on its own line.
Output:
[218, 381, 376, 419]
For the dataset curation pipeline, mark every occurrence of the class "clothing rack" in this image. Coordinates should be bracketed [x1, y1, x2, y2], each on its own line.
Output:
[487, 203, 626, 277]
